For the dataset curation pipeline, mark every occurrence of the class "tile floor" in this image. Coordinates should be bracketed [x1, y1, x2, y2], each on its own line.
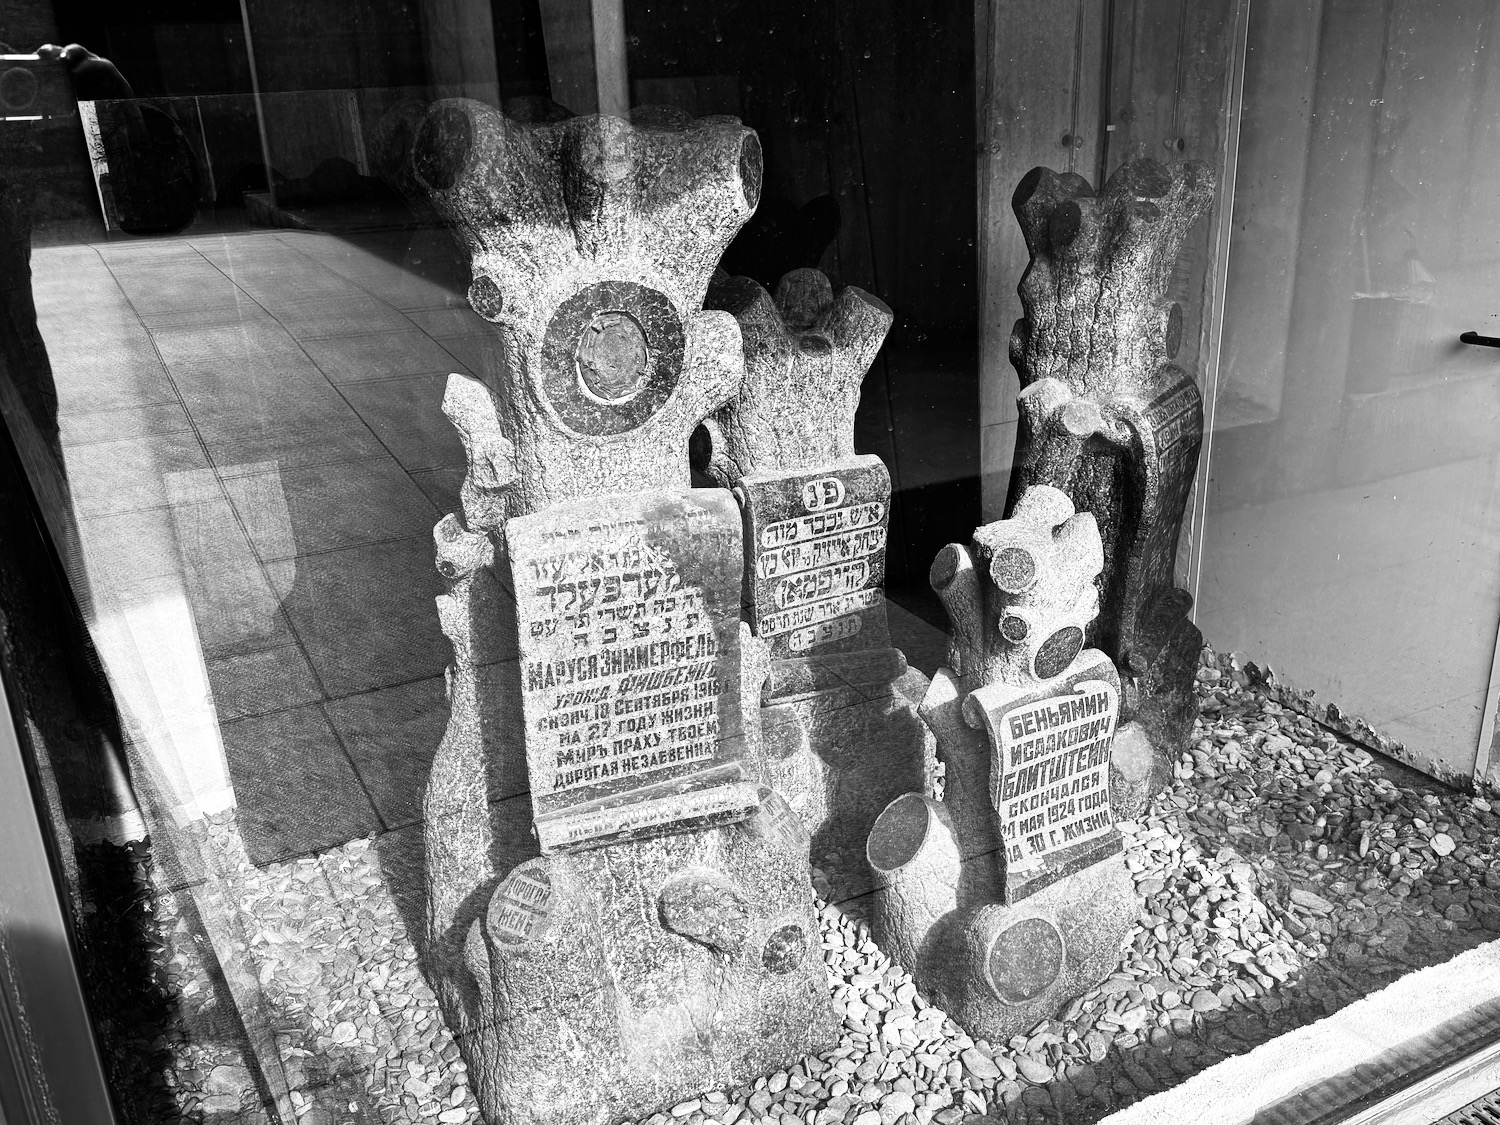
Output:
[34, 226, 948, 866]
[37, 228, 487, 864]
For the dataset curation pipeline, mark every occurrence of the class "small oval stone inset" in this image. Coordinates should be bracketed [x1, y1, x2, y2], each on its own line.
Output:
[867, 793, 930, 873]
[469, 275, 504, 320]
[993, 547, 1037, 594]
[761, 924, 807, 975]
[1033, 625, 1084, 680]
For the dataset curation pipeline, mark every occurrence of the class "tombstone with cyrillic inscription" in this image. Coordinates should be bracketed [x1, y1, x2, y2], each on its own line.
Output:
[411, 99, 836, 1125]
[508, 488, 758, 853]
[866, 485, 1137, 1041]
[699, 268, 936, 897]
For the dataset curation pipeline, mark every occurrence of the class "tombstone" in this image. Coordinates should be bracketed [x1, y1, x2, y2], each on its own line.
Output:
[411, 99, 836, 1125]
[698, 267, 937, 896]
[1006, 158, 1214, 813]
[866, 485, 1137, 1041]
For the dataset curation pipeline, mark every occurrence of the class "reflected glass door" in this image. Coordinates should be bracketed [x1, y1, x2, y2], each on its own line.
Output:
[1199, 0, 1500, 784]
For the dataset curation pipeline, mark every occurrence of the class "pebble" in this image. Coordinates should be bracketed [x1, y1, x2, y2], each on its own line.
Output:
[105, 648, 1500, 1125]
[1015, 1057, 1053, 1084]
[960, 1048, 1002, 1081]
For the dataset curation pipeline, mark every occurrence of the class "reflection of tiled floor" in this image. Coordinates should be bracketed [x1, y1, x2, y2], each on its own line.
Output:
[38, 229, 481, 863]
[36, 228, 953, 866]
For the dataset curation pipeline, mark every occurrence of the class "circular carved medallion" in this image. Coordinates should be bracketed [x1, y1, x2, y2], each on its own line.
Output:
[577, 310, 650, 403]
[542, 281, 683, 435]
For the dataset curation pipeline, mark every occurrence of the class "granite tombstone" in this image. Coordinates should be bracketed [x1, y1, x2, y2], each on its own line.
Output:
[698, 267, 936, 895]
[1006, 158, 1214, 812]
[866, 485, 1138, 1040]
[411, 99, 835, 1125]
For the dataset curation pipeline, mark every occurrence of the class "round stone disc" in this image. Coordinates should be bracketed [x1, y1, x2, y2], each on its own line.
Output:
[1033, 625, 1084, 680]
[985, 916, 1065, 1004]
[541, 280, 684, 435]
[867, 793, 931, 873]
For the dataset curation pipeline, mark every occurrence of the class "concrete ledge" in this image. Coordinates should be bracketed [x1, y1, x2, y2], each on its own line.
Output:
[1102, 938, 1500, 1125]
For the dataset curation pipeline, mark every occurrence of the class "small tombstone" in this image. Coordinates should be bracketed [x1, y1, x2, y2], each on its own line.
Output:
[411, 99, 835, 1125]
[699, 267, 936, 894]
[1006, 158, 1215, 809]
[866, 485, 1137, 1040]
[507, 489, 757, 853]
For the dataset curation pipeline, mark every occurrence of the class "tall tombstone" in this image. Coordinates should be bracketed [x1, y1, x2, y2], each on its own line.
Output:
[411, 99, 836, 1125]
[865, 485, 1137, 1040]
[1006, 158, 1214, 812]
[697, 267, 937, 896]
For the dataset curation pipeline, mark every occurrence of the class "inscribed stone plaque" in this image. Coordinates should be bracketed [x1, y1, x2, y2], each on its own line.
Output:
[738, 454, 892, 658]
[486, 859, 555, 946]
[966, 653, 1122, 902]
[507, 488, 756, 854]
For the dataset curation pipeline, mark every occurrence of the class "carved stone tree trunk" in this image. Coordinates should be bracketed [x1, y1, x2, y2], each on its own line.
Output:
[410, 100, 834, 1125]
[1007, 158, 1214, 808]
[696, 268, 938, 897]
[866, 486, 1137, 1042]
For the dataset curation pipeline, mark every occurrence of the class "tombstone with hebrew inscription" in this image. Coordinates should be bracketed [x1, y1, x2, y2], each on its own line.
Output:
[697, 267, 936, 896]
[411, 98, 835, 1125]
[1006, 158, 1214, 814]
[865, 485, 1137, 1040]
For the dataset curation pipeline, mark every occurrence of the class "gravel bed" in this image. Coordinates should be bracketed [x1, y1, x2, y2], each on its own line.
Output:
[81, 646, 1500, 1125]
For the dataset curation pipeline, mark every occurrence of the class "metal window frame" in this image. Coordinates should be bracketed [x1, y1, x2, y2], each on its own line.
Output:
[0, 662, 117, 1125]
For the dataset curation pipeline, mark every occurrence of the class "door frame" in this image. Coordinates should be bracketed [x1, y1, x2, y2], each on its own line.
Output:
[0, 664, 118, 1125]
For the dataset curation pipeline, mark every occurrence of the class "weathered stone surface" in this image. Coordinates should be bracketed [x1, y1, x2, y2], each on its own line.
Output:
[413, 101, 836, 1125]
[871, 486, 1136, 1041]
[759, 651, 936, 897]
[696, 267, 932, 886]
[467, 829, 835, 1125]
[412, 99, 759, 520]
[1007, 158, 1214, 793]
[507, 489, 755, 853]
[699, 267, 892, 484]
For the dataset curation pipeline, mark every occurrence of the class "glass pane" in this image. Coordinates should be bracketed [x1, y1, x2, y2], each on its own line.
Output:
[0, 4, 977, 1121]
[1200, 0, 1500, 784]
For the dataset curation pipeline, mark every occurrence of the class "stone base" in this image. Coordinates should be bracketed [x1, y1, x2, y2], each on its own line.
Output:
[923, 854, 1136, 1043]
[760, 649, 936, 898]
[442, 822, 837, 1125]
[1125, 588, 1203, 795]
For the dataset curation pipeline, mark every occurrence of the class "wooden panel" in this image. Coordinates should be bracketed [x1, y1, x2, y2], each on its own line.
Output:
[1215, 0, 1323, 422]
[539, 0, 599, 114]
[539, 0, 628, 117]
[975, 0, 1107, 519]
